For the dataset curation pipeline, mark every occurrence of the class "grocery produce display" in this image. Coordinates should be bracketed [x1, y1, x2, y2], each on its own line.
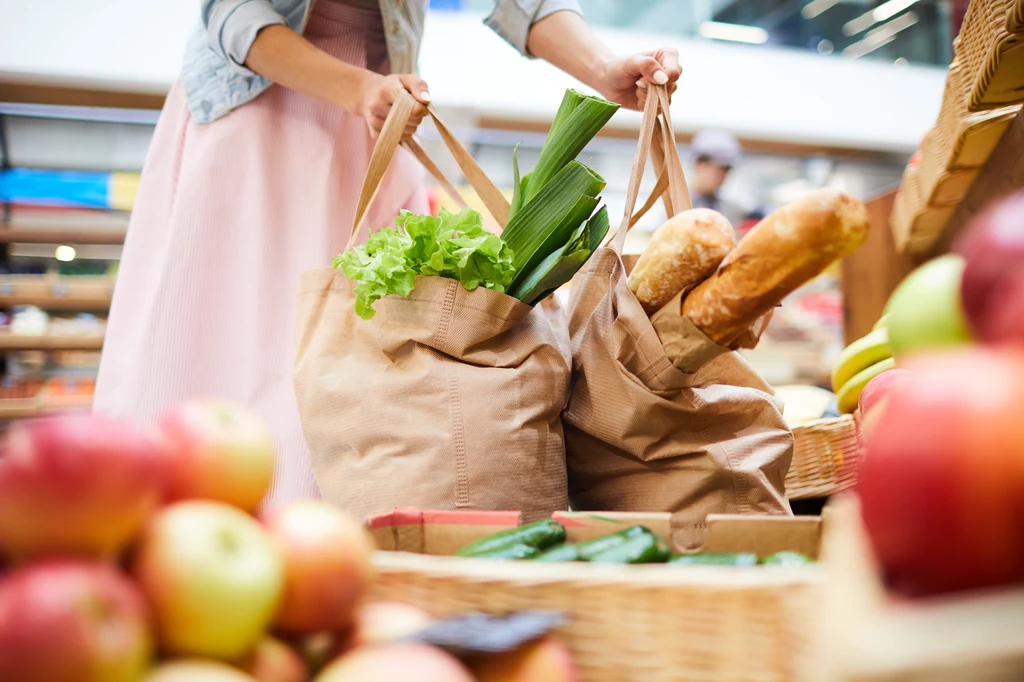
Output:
[830, 250, 976, 416]
[854, 190, 1024, 599]
[0, 404, 579, 682]
[335, 88, 616, 318]
[455, 522, 816, 567]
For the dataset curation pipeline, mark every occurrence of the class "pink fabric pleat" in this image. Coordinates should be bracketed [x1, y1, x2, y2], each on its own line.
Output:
[94, 2, 428, 510]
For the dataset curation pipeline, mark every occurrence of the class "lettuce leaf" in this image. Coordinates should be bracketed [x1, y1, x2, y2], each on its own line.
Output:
[333, 207, 516, 320]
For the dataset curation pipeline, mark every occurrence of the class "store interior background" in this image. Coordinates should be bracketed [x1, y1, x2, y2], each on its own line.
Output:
[0, 0, 965, 413]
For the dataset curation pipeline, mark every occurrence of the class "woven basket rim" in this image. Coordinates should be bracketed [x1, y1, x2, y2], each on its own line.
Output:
[790, 414, 855, 433]
[371, 550, 825, 589]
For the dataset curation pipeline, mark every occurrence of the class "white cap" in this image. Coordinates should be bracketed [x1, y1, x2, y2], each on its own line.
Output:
[692, 129, 742, 167]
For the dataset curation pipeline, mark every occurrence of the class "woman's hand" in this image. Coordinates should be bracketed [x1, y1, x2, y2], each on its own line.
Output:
[243, 26, 430, 140]
[595, 48, 682, 111]
[356, 73, 432, 140]
[526, 13, 682, 112]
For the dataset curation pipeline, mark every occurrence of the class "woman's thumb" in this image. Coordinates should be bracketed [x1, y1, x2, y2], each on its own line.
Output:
[628, 55, 669, 85]
[399, 75, 432, 103]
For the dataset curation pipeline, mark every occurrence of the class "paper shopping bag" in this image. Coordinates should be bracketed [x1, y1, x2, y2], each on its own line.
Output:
[294, 92, 570, 521]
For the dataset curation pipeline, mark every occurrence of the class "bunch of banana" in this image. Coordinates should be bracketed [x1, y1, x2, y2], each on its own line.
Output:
[832, 316, 895, 414]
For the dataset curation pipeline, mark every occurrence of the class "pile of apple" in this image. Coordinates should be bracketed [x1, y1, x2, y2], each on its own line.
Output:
[853, 190, 1024, 598]
[0, 400, 577, 682]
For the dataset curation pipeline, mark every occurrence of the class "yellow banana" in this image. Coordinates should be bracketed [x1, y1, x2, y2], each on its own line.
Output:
[836, 358, 897, 414]
[872, 314, 890, 331]
[831, 328, 892, 394]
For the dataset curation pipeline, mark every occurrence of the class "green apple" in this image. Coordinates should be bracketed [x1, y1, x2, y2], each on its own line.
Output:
[132, 501, 285, 660]
[885, 255, 972, 358]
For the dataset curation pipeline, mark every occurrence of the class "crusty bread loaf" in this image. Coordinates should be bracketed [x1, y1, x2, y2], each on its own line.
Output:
[682, 188, 870, 346]
[628, 208, 735, 316]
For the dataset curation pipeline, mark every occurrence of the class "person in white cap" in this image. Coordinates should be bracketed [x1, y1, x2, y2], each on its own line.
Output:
[691, 129, 745, 229]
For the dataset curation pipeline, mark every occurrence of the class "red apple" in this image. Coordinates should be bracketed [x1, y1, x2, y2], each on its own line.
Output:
[0, 414, 163, 560]
[153, 399, 276, 512]
[857, 367, 912, 416]
[263, 500, 375, 635]
[0, 560, 152, 681]
[473, 637, 579, 682]
[956, 191, 1024, 344]
[132, 500, 285, 659]
[858, 348, 1024, 597]
[971, 273, 1024, 347]
[314, 643, 475, 682]
[244, 636, 308, 682]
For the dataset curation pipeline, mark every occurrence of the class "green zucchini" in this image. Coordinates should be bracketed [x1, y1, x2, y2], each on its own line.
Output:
[468, 543, 541, 560]
[588, 533, 671, 564]
[761, 551, 815, 566]
[576, 525, 653, 561]
[670, 552, 759, 566]
[532, 543, 582, 562]
[456, 519, 566, 557]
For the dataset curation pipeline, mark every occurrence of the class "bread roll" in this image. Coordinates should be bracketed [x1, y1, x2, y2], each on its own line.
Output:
[682, 189, 870, 346]
[628, 208, 735, 316]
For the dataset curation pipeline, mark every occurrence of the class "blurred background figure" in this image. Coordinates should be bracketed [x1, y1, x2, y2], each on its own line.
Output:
[736, 207, 767, 241]
[691, 129, 745, 228]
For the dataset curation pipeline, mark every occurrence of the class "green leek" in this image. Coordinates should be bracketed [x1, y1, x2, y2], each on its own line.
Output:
[522, 91, 619, 205]
[502, 88, 619, 305]
[510, 206, 609, 305]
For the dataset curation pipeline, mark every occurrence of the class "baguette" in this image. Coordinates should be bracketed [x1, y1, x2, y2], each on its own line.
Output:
[628, 208, 735, 316]
[682, 188, 870, 346]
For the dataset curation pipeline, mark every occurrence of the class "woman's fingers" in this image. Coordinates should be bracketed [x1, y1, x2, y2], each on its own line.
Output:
[636, 83, 648, 110]
[655, 48, 682, 83]
[367, 114, 386, 139]
[625, 54, 669, 85]
[365, 72, 431, 141]
[399, 74, 431, 104]
[409, 101, 427, 123]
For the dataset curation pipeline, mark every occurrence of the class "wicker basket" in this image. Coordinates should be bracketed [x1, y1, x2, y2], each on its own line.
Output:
[928, 167, 982, 206]
[786, 415, 860, 500]
[368, 511, 825, 682]
[927, 62, 1020, 173]
[1010, 0, 1024, 33]
[893, 203, 958, 257]
[889, 164, 922, 249]
[956, 0, 1024, 111]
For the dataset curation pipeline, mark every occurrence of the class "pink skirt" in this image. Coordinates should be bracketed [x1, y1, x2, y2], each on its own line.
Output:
[94, 2, 428, 509]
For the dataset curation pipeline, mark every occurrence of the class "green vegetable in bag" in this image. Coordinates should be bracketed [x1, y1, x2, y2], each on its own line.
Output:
[334, 207, 515, 319]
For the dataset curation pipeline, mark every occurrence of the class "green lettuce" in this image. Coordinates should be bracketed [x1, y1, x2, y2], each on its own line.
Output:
[333, 207, 516, 320]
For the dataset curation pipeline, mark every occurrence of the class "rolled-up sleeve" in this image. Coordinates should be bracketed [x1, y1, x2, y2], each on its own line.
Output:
[201, 0, 287, 74]
[484, 0, 583, 57]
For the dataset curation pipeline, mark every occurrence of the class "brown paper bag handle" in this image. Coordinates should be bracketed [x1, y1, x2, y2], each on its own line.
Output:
[347, 90, 510, 250]
[654, 87, 693, 216]
[614, 85, 692, 250]
[618, 86, 692, 235]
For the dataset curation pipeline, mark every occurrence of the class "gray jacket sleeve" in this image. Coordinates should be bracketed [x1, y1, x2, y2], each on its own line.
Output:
[485, 0, 584, 56]
[201, 0, 287, 74]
